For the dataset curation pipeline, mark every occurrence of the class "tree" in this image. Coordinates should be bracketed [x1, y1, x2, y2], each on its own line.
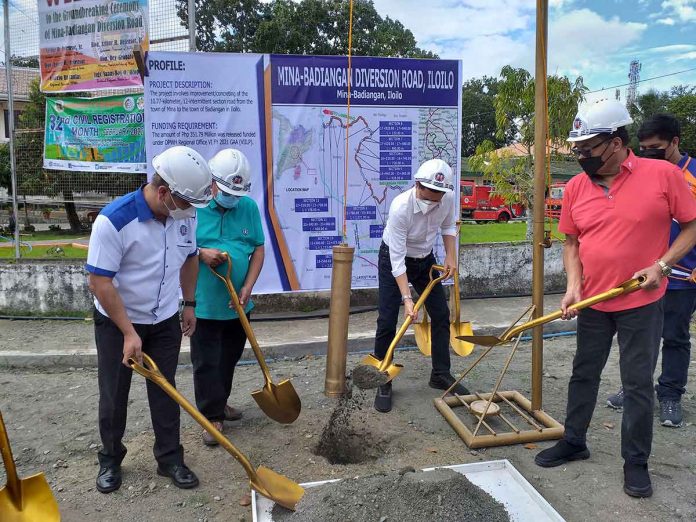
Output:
[460, 76, 514, 157]
[469, 66, 586, 238]
[9, 56, 40, 68]
[667, 93, 696, 158]
[178, 0, 437, 58]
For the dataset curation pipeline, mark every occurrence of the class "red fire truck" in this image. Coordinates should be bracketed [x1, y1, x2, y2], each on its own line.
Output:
[460, 181, 525, 223]
[544, 182, 566, 220]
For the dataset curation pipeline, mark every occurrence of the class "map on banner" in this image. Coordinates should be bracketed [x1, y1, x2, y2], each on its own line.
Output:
[272, 103, 460, 289]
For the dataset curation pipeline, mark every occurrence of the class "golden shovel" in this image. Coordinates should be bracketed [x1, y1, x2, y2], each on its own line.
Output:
[130, 354, 304, 510]
[209, 254, 301, 424]
[457, 276, 646, 347]
[449, 270, 474, 356]
[353, 265, 448, 389]
[0, 411, 60, 522]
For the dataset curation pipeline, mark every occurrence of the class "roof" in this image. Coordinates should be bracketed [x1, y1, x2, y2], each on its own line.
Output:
[0, 67, 40, 102]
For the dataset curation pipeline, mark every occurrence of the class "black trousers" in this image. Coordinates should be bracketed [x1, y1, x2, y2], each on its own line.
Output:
[656, 289, 696, 401]
[374, 242, 451, 376]
[190, 317, 248, 422]
[94, 309, 183, 468]
[564, 299, 663, 465]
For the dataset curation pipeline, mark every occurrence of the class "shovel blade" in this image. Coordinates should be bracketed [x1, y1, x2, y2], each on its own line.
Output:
[450, 321, 475, 356]
[455, 335, 507, 347]
[251, 380, 302, 424]
[0, 473, 60, 522]
[413, 315, 431, 356]
[253, 465, 305, 511]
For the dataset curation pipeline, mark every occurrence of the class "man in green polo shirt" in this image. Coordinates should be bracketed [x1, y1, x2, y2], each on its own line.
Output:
[191, 148, 265, 446]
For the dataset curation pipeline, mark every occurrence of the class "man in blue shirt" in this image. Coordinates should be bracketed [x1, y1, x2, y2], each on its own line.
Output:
[86, 146, 212, 493]
[191, 149, 265, 445]
[607, 113, 696, 428]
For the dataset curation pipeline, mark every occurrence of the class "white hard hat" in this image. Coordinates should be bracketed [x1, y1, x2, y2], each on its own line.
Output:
[152, 146, 212, 208]
[208, 149, 252, 196]
[414, 159, 454, 193]
[567, 99, 633, 142]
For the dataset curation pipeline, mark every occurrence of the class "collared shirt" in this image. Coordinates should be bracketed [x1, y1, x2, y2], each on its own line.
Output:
[382, 187, 457, 278]
[668, 153, 696, 290]
[559, 150, 696, 312]
[194, 197, 265, 320]
[85, 187, 198, 324]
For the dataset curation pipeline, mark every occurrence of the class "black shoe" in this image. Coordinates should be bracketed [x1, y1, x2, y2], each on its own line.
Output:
[623, 462, 652, 498]
[96, 464, 122, 494]
[429, 373, 470, 395]
[535, 440, 590, 468]
[157, 462, 199, 489]
[374, 382, 392, 413]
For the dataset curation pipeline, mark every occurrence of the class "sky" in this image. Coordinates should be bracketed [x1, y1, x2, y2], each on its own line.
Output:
[371, 0, 696, 100]
[2, 0, 695, 100]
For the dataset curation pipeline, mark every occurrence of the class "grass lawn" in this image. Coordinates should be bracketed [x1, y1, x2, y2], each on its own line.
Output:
[0, 245, 88, 259]
[16, 231, 89, 242]
[460, 220, 562, 244]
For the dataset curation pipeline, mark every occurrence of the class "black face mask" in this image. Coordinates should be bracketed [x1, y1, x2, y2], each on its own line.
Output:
[640, 148, 667, 160]
[578, 142, 614, 177]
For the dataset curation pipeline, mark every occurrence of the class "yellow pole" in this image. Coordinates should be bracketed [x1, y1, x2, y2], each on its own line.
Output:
[531, 0, 548, 411]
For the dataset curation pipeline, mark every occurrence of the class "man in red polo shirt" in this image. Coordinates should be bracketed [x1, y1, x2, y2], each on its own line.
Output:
[534, 99, 696, 498]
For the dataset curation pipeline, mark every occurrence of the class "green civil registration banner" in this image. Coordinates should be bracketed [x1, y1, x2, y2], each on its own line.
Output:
[44, 94, 147, 173]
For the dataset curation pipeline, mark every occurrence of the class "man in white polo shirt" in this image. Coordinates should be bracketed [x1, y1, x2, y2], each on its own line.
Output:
[86, 146, 212, 493]
[373, 158, 469, 413]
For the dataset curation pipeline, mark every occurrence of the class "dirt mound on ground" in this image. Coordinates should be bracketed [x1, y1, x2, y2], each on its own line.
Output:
[272, 467, 511, 522]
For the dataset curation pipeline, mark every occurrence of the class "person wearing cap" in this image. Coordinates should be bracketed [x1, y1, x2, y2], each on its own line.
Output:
[534, 100, 696, 498]
[607, 113, 696, 428]
[86, 146, 212, 494]
[190, 149, 265, 445]
[372, 158, 469, 414]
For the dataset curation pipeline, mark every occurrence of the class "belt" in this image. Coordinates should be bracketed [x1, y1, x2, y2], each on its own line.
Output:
[381, 241, 431, 261]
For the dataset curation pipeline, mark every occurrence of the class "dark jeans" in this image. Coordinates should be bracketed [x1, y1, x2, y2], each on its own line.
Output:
[190, 317, 248, 422]
[564, 299, 663, 465]
[374, 242, 451, 376]
[94, 309, 183, 468]
[656, 289, 696, 401]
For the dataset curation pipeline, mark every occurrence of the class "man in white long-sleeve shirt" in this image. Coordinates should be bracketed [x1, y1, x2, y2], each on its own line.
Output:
[373, 158, 469, 413]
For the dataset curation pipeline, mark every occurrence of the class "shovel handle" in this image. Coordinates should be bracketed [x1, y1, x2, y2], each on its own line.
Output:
[129, 354, 259, 480]
[378, 265, 448, 371]
[209, 255, 274, 383]
[0, 410, 22, 508]
[501, 276, 646, 341]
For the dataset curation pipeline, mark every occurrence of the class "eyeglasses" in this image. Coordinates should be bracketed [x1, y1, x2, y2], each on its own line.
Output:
[571, 137, 612, 158]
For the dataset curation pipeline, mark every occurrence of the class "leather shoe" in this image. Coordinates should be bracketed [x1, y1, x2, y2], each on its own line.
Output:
[96, 464, 122, 493]
[429, 373, 470, 395]
[535, 439, 590, 468]
[623, 462, 652, 498]
[374, 382, 393, 413]
[224, 404, 243, 421]
[157, 462, 199, 489]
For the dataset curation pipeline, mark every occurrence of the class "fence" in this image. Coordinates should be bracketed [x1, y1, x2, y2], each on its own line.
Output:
[1, 0, 194, 238]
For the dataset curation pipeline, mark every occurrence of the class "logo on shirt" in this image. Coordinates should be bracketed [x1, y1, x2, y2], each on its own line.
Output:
[242, 228, 249, 236]
[179, 224, 188, 236]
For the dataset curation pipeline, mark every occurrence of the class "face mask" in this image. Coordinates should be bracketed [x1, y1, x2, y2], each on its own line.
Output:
[416, 197, 437, 215]
[640, 148, 667, 160]
[578, 141, 615, 178]
[215, 192, 242, 209]
[163, 192, 196, 220]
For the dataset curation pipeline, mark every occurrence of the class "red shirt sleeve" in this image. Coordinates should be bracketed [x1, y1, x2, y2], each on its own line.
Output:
[664, 164, 696, 224]
[558, 177, 579, 236]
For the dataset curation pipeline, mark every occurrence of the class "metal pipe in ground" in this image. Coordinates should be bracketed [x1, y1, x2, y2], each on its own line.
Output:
[324, 245, 355, 398]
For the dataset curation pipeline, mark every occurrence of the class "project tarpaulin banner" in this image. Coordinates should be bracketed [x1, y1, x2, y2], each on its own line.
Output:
[44, 94, 147, 172]
[38, 0, 148, 92]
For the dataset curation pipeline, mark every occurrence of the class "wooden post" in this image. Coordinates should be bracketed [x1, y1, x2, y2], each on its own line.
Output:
[531, 0, 549, 411]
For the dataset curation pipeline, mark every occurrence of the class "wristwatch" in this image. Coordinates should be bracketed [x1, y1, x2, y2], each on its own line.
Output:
[182, 300, 197, 308]
[656, 260, 672, 277]
[401, 295, 413, 303]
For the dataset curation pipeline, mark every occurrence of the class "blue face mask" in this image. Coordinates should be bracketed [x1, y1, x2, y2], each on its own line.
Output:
[215, 192, 242, 209]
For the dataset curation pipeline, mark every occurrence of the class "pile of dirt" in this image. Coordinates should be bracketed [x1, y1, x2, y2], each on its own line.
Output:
[351, 364, 389, 389]
[313, 386, 385, 464]
[273, 467, 511, 522]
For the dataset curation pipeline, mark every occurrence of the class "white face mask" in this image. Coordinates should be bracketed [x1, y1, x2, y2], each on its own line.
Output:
[416, 197, 437, 215]
[164, 193, 196, 220]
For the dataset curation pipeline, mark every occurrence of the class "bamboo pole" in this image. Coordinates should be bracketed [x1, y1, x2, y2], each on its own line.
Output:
[531, 0, 549, 411]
